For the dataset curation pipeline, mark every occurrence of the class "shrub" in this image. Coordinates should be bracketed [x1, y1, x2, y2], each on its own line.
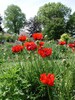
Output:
[60, 33, 70, 43]
[0, 33, 5, 43]
[4, 33, 17, 42]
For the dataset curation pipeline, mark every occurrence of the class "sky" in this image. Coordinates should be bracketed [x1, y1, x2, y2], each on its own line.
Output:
[0, 0, 75, 20]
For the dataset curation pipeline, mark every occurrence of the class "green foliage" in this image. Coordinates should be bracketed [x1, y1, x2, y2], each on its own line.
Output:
[60, 33, 70, 43]
[0, 37, 75, 99]
[0, 33, 17, 43]
[37, 2, 71, 39]
[4, 4, 26, 34]
[4, 33, 17, 42]
[0, 33, 5, 43]
[66, 12, 75, 35]
[26, 16, 42, 34]
[0, 15, 2, 26]
[0, 16, 4, 33]
[0, 15, 2, 25]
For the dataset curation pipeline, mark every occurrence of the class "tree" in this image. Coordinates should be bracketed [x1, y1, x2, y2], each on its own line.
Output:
[37, 2, 71, 39]
[0, 15, 4, 32]
[4, 4, 26, 34]
[0, 15, 2, 25]
[66, 12, 75, 35]
[26, 16, 42, 35]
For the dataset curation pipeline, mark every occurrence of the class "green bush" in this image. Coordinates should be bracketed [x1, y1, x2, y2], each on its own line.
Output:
[60, 33, 70, 43]
[4, 33, 17, 42]
[0, 36, 5, 43]
[0, 33, 5, 43]
[0, 33, 17, 43]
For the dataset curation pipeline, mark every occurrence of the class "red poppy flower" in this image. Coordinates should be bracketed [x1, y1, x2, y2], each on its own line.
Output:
[39, 41, 44, 47]
[68, 43, 75, 48]
[40, 73, 55, 86]
[12, 45, 23, 53]
[24, 41, 37, 51]
[32, 33, 43, 40]
[38, 47, 52, 58]
[58, 41, 66, 45]
[47, 73, 55, 86]
[40, 73, 48, 84]
[18, 35, 27, 42]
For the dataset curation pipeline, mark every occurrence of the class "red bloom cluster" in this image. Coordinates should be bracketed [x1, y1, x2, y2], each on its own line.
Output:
[18, 35, 27, 42]
[12, 45, 23, 53]
[40, 73, 55, 86]
[68, 43, 75, 48]
[24, 41, 37, 51]
[38, 47, 52, 58]
[32, 33, 43, 40]
[58, 41, 66, 45]
[39, 41, 44, 47]
[68, 42, 75, 52]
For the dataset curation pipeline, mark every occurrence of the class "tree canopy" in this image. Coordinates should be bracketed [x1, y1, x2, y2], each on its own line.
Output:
[4, 4, 26, 34]
[0, 15, 2, 25]
[0, 15, 3, 32]
[66, 12, 75, 35]
[26, 16, 42, 35]
[37, 2, 71, 39]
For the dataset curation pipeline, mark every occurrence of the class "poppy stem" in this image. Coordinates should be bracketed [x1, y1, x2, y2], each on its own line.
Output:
[47, 86, 52, 100]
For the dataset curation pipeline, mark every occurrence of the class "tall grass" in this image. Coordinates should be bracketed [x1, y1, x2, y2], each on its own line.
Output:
[0, 40, 75, 100]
